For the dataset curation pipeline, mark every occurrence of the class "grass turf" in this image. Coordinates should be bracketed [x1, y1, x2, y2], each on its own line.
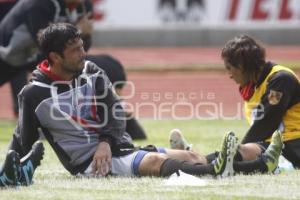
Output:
[0, 119, 300, 200]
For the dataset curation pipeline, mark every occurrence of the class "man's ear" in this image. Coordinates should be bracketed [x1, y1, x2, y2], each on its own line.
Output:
[49, 52, 61, 64]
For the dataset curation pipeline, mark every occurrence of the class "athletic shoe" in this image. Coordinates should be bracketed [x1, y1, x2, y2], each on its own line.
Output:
[169, 129, 192, 150]
[19, 141, 44, 186]
[0, 150, 20, 187]
[262, 130, 283, 173]
[213, 131, 238, 178]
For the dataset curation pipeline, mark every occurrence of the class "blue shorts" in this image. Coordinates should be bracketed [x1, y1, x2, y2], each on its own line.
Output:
[132, 147, 167, 176]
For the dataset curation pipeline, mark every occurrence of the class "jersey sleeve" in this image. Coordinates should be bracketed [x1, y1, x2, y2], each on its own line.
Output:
[94, 70, 126, 146]
[14, 88, 41, 157]
[241, 71, 298, 144]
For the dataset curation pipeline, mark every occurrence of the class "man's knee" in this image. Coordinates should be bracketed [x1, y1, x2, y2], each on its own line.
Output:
[138, 152, 168, 176]
[185, 151, 206, 163]
[165, 149, 207, 164]
[238, 143, 263, 161]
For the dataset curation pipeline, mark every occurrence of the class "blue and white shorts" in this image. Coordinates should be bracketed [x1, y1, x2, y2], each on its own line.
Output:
[79, 147, 167, 177]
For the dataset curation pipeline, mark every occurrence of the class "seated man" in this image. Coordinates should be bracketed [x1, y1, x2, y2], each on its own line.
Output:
[171, 35, 300, 172]
[0, 0, 146, 140]
[0, 23, 283, 187]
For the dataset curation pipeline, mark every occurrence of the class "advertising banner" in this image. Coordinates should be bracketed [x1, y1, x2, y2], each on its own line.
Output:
[92, 0, 300, 28]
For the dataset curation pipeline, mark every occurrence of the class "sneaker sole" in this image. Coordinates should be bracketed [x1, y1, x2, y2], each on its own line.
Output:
[12, 151, 20, 186]
[221, 135, 238, 178]
[1, 150, 20, 186]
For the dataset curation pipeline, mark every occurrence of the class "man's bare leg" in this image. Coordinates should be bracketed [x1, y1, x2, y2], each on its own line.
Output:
[138, 132, 236, 177]
[138, 153, 168, 176]
[138, 149, 207, 176]
[238, 143, 262, 161]
[164, 149, 207, 164]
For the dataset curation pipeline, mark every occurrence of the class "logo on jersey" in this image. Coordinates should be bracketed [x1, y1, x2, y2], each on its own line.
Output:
[268, 90, 283, 105]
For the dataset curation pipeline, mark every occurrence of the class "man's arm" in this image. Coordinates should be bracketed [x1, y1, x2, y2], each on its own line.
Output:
[12, 87, 40, 157]
[242, 71, 298, 144]
[91, 70, 126, 175]
[95, 71, 126, 143]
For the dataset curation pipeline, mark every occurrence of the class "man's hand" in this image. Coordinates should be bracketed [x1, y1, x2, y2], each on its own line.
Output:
[76, 12, 93, 35]
[92, 141, 112, 176]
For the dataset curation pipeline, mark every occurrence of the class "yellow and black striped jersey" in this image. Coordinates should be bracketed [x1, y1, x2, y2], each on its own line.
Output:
[242, 62, 300, 143]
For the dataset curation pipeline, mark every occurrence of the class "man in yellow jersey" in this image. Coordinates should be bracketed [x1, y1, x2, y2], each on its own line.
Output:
[171, 35, 299, 172]
[220, 34, 300, 169]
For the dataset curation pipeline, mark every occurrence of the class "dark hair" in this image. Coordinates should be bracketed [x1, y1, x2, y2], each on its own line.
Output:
[221, 35, 266, 74]
[37, 23, 82, 62]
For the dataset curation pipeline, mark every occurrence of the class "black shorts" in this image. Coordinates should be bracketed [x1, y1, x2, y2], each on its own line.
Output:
[257, 139, 300, 168]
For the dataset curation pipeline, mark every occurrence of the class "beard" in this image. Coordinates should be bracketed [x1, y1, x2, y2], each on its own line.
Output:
[61, 59, 85, 74]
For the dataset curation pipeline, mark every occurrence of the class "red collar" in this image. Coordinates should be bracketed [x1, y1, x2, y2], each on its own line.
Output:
[38, 60, 65, 81]
[239, 82, 255, 101]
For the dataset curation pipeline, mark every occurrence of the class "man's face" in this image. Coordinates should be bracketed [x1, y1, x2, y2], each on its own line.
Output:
[224, 61, 249, 87]
[60, 38, 86, 74]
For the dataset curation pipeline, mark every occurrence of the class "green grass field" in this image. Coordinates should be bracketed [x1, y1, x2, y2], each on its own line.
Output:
[1, 119, 300, 200]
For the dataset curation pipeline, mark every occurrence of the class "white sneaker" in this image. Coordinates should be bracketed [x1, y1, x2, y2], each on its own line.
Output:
[169, 129, 192, 150]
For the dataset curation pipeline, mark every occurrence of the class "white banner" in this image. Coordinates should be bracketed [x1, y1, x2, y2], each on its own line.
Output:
[92, 0, 300, 27]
